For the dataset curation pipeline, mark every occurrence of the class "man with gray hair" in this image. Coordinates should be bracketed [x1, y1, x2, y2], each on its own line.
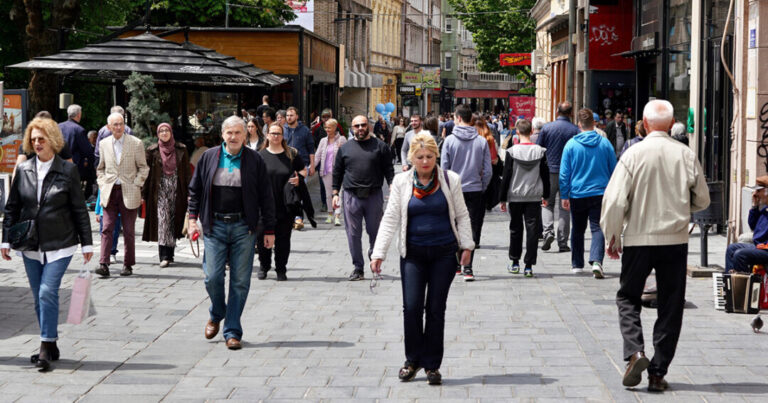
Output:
[95, 105, 133, 164]
[601, 99, 709, 392]
[59, 104, 93, 181]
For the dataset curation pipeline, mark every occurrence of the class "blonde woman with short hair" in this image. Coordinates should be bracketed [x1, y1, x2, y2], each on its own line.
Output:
[370, 132, 474, 386]
[315, 118, 347, 225]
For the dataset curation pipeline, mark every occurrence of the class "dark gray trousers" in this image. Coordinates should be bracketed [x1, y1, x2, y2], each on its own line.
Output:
[342, 188, 384, 272]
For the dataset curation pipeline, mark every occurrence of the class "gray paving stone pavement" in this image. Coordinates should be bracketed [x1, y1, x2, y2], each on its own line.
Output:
[0, 171, 767, 402]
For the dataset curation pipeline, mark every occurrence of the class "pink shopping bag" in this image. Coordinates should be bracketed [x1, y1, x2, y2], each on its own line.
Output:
[66, 266, 92, 325]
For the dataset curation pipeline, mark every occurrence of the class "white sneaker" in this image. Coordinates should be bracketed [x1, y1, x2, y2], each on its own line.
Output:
[110, 254, 118, 264]
[592, 262, 604, 279]
[571, 267, 584, 274]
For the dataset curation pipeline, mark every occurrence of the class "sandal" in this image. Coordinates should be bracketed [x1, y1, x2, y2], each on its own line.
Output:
[398, 361, 421, 382]
[426, 369, 442, 385]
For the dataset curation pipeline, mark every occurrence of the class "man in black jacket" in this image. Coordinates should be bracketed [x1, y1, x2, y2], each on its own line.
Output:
[332, 115, 394, 281]
[605, 111, 627, 158]
[188, 116, 276, 350]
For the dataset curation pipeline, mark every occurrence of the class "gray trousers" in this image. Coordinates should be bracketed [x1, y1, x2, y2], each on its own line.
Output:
[542, 172, 570, 247]
[343, 188, 384, 271]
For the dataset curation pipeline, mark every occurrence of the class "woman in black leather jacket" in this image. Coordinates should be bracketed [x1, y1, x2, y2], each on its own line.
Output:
[1, 117, 93, 372]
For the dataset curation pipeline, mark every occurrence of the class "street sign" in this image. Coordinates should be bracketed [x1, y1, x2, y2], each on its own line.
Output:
[415, 87, 422, 97]
[399, 85, 416, 95]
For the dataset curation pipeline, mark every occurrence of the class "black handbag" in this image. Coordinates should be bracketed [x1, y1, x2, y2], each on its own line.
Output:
[8, 220, 38, 251]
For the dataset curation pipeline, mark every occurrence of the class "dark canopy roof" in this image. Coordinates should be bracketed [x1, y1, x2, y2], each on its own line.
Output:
[9, 33, 287, 87]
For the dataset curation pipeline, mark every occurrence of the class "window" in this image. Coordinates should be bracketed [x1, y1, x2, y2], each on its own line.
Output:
[445, 17, 452, 33]
[444, 52, 452, 71]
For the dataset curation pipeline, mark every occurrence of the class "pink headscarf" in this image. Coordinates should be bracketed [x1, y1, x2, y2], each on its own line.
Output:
[157, 123, 177, 176]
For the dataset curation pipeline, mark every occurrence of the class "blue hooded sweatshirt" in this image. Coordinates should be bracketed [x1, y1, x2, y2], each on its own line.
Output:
[441, 125, 492, 192]
[559, 130, 616, 199]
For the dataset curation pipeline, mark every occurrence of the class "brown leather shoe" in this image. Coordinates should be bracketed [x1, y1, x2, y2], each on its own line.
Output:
[226, 338, 242, 350]
[648, 374, 669, 392]
[622, 351, 650, 387]
[204, 320, 219, 340]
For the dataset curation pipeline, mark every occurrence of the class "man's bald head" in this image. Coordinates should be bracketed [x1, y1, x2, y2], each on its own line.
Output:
[642, 100, 675, 133]
[557, 101, 573, 117]
[351, 115, 370, 141]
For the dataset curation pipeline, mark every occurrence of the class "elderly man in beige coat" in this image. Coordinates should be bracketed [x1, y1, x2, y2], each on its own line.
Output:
[96, 112, 149, 277]
[601, 99, 709, 393]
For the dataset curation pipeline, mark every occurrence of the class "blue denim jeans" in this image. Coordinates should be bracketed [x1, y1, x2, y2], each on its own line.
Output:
[23, 255, 73, 341]
[99, 215, 121, 255]
[725, 242, 768, 272]
[570, 195, 605, 268]
[400, 242, 458, 370]
[202, 219, 257, 340]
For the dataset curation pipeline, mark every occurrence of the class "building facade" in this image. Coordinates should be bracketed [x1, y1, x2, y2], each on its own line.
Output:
[369, 0, 404, 118]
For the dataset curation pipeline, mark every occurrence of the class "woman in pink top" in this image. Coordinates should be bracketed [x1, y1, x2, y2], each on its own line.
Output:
[315, 118, 347, 225]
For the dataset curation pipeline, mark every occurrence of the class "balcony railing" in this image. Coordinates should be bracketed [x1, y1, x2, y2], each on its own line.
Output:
[461, 72, 524, 83]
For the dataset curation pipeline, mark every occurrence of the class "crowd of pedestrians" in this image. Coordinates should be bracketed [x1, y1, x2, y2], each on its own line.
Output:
[1, 98, 713, 393]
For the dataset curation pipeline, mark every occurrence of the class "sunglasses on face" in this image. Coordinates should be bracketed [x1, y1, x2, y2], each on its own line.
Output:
[353, 123, 367, 128]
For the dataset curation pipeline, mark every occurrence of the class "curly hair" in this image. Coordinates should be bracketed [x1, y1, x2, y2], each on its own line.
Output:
[23, 117, 65, 154]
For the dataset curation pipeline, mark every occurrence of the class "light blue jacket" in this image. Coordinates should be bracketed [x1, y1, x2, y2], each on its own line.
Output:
[559, 130, 616, 199]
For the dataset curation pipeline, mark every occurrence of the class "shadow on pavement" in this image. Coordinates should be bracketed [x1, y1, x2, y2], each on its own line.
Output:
[248, 340, 355, 348]
[0, 356, 176, 372]
[0, 268, 14, 274]
[661, 382, 768, 394]
[443, 373, 557, 386]
[0, 286, 73, 340]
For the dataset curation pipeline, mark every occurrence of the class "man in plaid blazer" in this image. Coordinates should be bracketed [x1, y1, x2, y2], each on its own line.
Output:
[95, 112, 149, 277]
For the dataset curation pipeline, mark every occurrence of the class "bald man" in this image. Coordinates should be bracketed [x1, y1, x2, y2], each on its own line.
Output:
[332, 115, 394, 281]
[601, 100, 709, 392]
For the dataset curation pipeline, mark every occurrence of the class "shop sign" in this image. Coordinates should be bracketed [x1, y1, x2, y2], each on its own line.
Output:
[399, 85, 416, 95]
[1, 91, 26, 173]
[588, 0, 634, 71]
[419, 66, 441, 89]
[401, 72, 422, 84]
[415, 87, 422, 97]
[508, 96, 535, 121]
[499, 53, 532, 67]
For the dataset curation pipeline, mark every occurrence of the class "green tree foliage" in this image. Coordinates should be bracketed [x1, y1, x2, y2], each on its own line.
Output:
[447, 0, 536, 74]
[124, 72, 170, 143]
[127, 0, 296, 27]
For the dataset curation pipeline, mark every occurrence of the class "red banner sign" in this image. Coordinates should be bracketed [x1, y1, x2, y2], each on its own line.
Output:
[508, 96, 535, 121]
[499, 53, 531, 67]
[588, 0, 634, 71]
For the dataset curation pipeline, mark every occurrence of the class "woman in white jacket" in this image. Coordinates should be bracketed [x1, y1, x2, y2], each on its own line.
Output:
[370, 132, 474, 386]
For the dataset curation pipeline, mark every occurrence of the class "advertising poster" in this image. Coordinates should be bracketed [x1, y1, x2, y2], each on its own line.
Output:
[1, 90, 28, 173]
[499, 53, 532, 67]
[286, 0, 314, 32]
[508, 96, 535, 122]
[419, 66, 441, 89]
[588, 0, 634, 70]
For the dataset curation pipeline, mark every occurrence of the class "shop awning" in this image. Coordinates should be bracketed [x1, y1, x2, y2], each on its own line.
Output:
[8, 33, 287, 87]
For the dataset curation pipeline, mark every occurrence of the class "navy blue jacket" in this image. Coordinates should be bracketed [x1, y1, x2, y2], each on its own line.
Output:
[59, 119, 93, 175]
[536, 116, 579, 173]
[187, 146, 276, 235]
[283, 123, 314, 167]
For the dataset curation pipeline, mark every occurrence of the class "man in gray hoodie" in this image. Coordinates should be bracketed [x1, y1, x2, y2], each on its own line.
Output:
[441, 104, 492, 281]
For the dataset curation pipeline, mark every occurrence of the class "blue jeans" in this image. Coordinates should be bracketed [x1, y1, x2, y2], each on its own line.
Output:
[23, 255, 73, 341]
[202, 219, 257, 340]
[99, 215, 121, 255]
[570, 195, 605, 268]
[400, 242, 458, 370]
[725, 242, 768, 272]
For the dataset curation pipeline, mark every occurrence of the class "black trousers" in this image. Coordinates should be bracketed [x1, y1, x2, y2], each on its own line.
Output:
[459, 191, 486, 269]
[256, 217, 294, 273]
[507, 202, 540, 266]
[158, 245, 175, 262]
[616, 244, 687, 377]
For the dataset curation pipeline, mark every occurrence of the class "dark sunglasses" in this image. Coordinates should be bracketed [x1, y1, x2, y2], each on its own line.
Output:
[353, 123, 368, 128]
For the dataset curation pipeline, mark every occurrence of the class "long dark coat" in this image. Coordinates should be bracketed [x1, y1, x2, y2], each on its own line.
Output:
[142, 143, 191, 242]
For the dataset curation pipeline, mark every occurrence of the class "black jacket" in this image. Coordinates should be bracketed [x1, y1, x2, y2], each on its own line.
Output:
[2, 155, 92, 251]
[188, 146, 277, 235]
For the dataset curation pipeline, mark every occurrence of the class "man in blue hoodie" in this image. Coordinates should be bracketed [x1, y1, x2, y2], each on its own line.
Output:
[441, 104, 492, 281]
[559, 108, 616, 278]
[284, 107, 315, 229]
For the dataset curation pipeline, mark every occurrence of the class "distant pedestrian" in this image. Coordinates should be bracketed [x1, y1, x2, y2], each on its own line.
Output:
[284, 107, 315, 230]
[391, 116, 407, 164]
[316, 118, 347, 225]
[441, 104, 492, 281]
[187, 116, 277, 350]
[725, 180, 768, 272]
[593, 112, 608, 138]
[670, 122, 689, 146]
[59, 105, 93, 192]
[246, 118, 266, 150]
[374, 115, 390, 144]
[619, 121, 646, 158]
[559, 109, 616, 278]
[498, 119, 549, 277]
[142, 123, 191, 268]
[370, 132, 473, 386]
[94, 106, 133, 166]
[400, 114, 430, 171]
[276, 109, 287, 127]
[531, 117, 545, 144]
[95, 112, 149, 277]
[474, 113, 501, 211]
[1, 117, 93, 372]
[262, 107, 276, 135]
[537, 102, 579, 253]
[601, 99, 709, 392]
[332, 115, 394, 281]
[255, 95, 271, 125]
[606, 111, 628, 158]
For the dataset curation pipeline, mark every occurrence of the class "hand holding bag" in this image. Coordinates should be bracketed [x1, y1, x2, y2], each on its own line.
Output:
[66, 265, 92, 325]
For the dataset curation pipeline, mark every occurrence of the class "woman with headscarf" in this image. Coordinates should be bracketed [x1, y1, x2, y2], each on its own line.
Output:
[142, 123, 191, 267]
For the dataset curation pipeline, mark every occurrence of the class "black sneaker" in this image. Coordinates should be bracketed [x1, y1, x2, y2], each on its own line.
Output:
[348, 271, 365, 281]
[426, 369, 442, 385]
[541, 234, 554, 251]
[257, 270, 268, 280]
[558, 245, 571, 253]
[95, 264, 110, 278]
[276, 271, 287, 281]
[463, 268, 475, 282]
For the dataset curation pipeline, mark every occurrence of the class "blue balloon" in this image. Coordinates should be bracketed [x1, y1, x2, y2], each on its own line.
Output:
[385, 102, 396, 113]
[375, 103, 385, 114]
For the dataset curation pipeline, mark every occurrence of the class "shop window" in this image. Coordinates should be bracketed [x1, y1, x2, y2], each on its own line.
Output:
[185, 90, 239, 148]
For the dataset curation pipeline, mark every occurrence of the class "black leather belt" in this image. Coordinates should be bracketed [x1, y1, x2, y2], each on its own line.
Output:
[213, 212, 244, 223]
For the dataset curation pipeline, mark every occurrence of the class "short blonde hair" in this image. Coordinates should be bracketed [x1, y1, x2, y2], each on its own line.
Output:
[407, 132, 439, 164]
[23, 117, 65, 154]
[325, 118, 338, 129]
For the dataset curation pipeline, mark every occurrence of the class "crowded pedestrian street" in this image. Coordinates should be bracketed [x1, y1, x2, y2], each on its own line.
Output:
[0, 176, 763, 402]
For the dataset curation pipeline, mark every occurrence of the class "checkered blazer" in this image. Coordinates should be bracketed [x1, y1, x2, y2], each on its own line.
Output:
[96, 134, 149, 210]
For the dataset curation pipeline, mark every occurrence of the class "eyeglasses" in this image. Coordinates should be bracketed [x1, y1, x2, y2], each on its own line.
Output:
[353, 123, 368, 128]
[369, 273, 384, 293]
[268, 132, 283, 136]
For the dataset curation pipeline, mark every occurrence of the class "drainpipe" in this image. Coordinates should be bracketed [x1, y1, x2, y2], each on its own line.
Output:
[566, 0, 576, 104]
[584, 0, 590, 109]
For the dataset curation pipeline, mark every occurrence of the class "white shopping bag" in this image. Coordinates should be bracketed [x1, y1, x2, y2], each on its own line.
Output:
[66, 265, 92, 325]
